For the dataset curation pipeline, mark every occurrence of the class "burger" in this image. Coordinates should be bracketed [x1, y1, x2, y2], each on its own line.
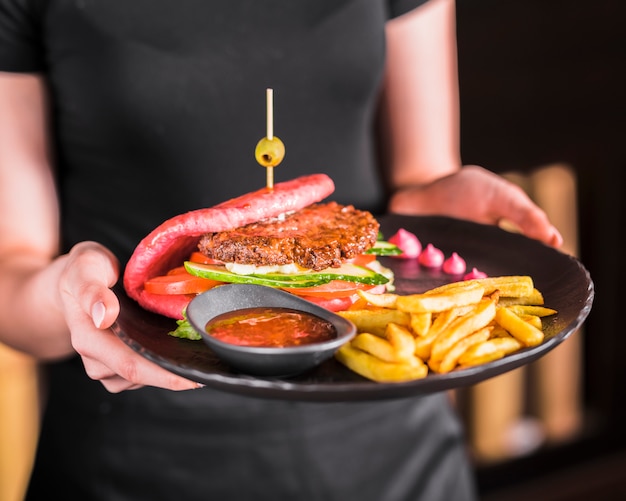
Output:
[123, 173, 397, 332]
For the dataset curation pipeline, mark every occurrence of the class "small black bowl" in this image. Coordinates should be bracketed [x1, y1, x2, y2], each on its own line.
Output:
[186, 284, 356, 377]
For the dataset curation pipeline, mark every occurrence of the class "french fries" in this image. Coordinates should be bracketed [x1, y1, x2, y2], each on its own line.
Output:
[395, 282, 485, 314]
[335, 344, 428, 383]
[337, 307, 410, 337]
[336, 275, 556, 382]
[429, 299, 496, 363]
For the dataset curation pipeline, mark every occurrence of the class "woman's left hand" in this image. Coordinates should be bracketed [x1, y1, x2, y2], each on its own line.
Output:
[388, 165, 563, 248]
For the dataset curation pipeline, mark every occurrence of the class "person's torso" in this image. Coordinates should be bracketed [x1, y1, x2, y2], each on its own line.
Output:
[39, 0, 390, 262]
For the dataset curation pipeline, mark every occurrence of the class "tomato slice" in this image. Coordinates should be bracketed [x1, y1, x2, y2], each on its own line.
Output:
[299, 295, 356, 312]
[282, 280, 378, 298]
[145, 271, 223, 295]
[348, 254, 377, 266]
[189, 252, 223, 265]
[167, 266, 188, 275]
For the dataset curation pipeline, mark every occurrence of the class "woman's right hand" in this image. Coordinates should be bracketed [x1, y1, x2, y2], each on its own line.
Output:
[1, 74, 200, 393]
[56, 241, 202, 393]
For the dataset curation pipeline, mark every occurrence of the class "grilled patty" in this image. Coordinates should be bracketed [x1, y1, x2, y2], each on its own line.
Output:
[197, 202, 379, 271]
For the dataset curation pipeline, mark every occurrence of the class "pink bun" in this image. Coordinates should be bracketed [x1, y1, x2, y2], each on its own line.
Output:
[123, 174, 335, 319]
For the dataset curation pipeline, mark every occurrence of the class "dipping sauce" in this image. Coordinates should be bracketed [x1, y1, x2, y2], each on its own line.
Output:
[205, 307, 337, 348]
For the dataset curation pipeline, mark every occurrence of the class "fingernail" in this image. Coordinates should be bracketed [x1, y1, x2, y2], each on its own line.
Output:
[195, 382, 205, 389]
[92, 301, 106, 328]
[551, 227, 564, 248]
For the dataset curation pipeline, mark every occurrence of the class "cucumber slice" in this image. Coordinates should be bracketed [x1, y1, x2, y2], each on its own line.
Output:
[184, 261, 389, 287]
[184, 262, 326, 288]
[258, 263, 389, 285]
[366, 240, 403, 256]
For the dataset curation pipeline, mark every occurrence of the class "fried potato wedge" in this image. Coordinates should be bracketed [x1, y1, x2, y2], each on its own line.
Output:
[356, 290, 399, 308]
[338, 307, 410, 337]
[430, 299, 497, 363]
[458, 343, 506, 368]
[495, 306, 544, 347]
[505, 305, 557, 317]
[436, 327, 493, 374]
[336, 344, 428, 383]
[395, 283, 485, 314]
[487, 336, 524, 354]
[498, 288, 545, 306]
[335, 274, 556, 382]
[351, 333, 402, 363]
[427, 275, 534, 298]
[385, 322, 417, 361]
[410, 312, 432, 337]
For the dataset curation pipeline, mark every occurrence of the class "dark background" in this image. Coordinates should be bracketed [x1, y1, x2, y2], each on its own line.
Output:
[455, 0, 626, 499]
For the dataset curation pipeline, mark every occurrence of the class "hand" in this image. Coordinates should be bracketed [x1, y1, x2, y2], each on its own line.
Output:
[388, 165, 563, 248]
[57, 241, 202, 393]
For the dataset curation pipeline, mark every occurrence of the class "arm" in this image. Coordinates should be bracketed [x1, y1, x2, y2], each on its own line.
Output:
[0, 72, 68, 356]
[0, 72, 199, 391]
[381, 0, 562, 247]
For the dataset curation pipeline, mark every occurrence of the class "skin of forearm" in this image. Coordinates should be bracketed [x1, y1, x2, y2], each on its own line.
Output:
[0, 254, 74, 360]
[380, 0, 462, 192]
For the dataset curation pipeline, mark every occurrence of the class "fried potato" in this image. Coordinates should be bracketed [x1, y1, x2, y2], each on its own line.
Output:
[395, 282, 485, 313]
[413, 305, 474, 360]
[410, 312, 432, 337]
[427, 275, 534, 298]
[490, 324, 511, 338]
[356, 289, 398, 308]
[519, 313, 542, 330]
[335, 274, 556, 382]
[413, 330, 438, 361]
[457, 335, 524, 369]
[435, 327, 493, 374]
[457, 341, 506, 367]
[338, 307, 410, 337]
[430, 299, 497, 363]
[351, 333, 401, 363]
[487, 336, 524, 354]
[431, 305, 474, 333]
[498, 288, 545, 306]
[495, 306, 544, 347]
[505, 305, 557, 317]
[385, 323, 416, 361]
[336, 344, 428, 382]
[347, 297, 370, 310]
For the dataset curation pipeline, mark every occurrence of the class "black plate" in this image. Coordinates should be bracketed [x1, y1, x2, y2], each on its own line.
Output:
[112, 215, 594, 402]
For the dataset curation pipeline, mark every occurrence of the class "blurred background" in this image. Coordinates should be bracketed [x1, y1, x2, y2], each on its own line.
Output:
[454, 0, 625, 499]
[1, 1, 624, 500]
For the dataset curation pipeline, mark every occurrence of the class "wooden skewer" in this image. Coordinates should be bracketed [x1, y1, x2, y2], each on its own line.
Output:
[266, 88, 274, 189]
[266, 88, 274, 140]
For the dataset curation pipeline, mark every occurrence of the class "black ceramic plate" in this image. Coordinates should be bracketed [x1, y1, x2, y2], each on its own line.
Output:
[112, 215, 594, 402]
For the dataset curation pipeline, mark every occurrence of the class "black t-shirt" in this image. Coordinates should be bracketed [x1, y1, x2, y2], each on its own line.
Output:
[0, 2, 477, 500]
[3, 0, 424, 263]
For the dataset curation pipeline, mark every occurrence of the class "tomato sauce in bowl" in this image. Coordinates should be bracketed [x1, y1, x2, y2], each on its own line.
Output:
[186, 283, 356, 377]
[205, 307, 337, 347]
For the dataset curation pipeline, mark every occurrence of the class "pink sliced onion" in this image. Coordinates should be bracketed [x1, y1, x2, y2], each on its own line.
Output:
[442, 252, 467, 275]
[418, 243, 444, 268]
[388, 228, 422, 259]
[463, 267, 488, 280]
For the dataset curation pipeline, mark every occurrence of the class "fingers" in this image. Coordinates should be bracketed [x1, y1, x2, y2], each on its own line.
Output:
[76, 328, 202, 393]
[58, 241, 202, 392]
[388, 166, 564, 248]
[61, 241, 120, 324]
[499, 210, 563, 248]
[487, 171, 564, 248]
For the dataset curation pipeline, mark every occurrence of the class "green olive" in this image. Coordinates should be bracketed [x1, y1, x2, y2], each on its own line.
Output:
[255, 136, 285, 167]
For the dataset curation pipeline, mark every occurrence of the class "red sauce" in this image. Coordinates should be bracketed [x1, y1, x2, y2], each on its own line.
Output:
[205, 307, 336, 347]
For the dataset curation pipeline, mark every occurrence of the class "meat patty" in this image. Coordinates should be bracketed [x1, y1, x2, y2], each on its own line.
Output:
[198, 202, 379, 271]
